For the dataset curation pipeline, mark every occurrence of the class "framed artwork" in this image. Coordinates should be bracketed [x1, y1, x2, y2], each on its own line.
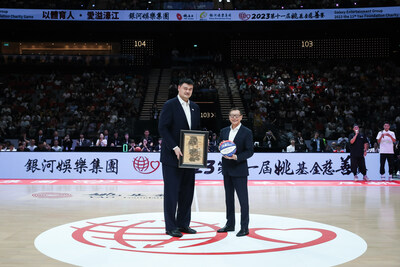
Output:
[178, 130, 209, 169]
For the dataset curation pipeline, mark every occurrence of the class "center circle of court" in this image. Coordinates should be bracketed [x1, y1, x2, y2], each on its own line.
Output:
[35, 212, 367, 266]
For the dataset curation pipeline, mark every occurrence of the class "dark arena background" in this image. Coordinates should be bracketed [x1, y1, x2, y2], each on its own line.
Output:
[0, 1, 400, 266]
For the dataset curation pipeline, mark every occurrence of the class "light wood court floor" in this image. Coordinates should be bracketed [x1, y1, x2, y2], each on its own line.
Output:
[0, 183, 399, 266]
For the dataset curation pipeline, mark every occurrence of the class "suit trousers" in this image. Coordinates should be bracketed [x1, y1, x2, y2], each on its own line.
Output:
[223, 175, 249, 230]
[380, 154, 394, 175]
[351, 155, 367, 176]
[162, 164, 195, 231]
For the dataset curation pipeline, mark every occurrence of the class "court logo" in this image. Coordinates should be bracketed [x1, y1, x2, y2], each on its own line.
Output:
[132, 156, 160, 174]
[35, 212, 367, 266]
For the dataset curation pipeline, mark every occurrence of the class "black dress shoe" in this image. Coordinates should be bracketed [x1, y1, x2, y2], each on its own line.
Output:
[178, 227, 197, 234]
[217, 225, 235, 233]
[236, 229, 249, 237]
[166, 229, 183, 237]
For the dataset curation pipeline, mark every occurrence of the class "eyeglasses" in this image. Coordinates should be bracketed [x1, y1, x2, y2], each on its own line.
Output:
[229, 114, 242, 118]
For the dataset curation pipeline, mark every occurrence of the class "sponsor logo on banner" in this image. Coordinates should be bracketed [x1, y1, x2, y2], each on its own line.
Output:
[239, 12, 251, 21]
[129, 11, 169, 21]
[200, 11, 207, 20]
[207, 12, 232, 20]
[35, 212, 367, 266]
[176, 12, 195, 21]
[132, 156, 160, 174]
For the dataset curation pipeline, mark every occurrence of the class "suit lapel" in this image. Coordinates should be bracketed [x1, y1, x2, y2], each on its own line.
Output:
[189, 102, 195, 130]
[175, 97, 190, 129]
[233, 126, 242, 144]
[224, 127, 230, 140]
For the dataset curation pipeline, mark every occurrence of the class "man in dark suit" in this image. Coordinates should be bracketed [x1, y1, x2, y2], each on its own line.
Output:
[109, 131, 121, 147]
[75, 133, 91, 148]
[158, 78, 201, 238]
[217, 108, 254, 237]
[36, 129, 45, 143]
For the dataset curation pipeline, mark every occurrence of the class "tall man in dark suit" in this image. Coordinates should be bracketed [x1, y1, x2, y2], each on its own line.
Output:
[217, 108, 254, 237]
[158, 78, 201, 238]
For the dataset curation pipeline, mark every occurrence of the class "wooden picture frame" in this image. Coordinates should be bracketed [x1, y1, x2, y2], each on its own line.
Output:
[178, 130, 209, 169]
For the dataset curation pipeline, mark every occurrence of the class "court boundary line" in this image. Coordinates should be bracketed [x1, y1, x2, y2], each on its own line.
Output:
[0, 179, 399, 186]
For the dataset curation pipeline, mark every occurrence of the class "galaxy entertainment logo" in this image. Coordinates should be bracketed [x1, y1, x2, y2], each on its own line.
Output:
[132, 156, 160, 174]
[35, 212, 367, 266]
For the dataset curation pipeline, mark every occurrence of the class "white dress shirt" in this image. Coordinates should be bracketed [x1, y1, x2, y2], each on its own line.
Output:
[286, 144, 295, 152]
[177, 95, 191, 130]
[229, 123, 241, 142]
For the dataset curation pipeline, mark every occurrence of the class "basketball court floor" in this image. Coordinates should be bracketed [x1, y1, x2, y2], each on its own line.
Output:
[0, 179, 399, 266]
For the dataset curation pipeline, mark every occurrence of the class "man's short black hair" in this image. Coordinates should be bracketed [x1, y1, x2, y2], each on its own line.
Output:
[178, 78, 194, 86]
[229, 107, 242, 115]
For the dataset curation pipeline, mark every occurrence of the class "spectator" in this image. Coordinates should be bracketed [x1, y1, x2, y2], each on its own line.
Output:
[154, 138, 162, 152]
[368, 142, 380, 153]
[27, 139, 37, 152]
[63, 134, 73, 151]
[128, 139, 138, 152]
[142, 129, 153, 144]
[151, 103, 159, 120]
[51, 140, 63, 152]
[75, 133, 91, 147]
[122, 133, 130, 145]
[330, 142, 338, 152]
[338, 133, 349, 152]
[209, 133, 218, 152]
[294, 132, 308, 152]
[6, 143, 17, 151]
[36, 129, 45, 143]
[103, 129, 110, 144]
[263, 130, 277, 151]
[96, 133, 107, 147]
[17, 142, 30, 152]
[141, 138, 152, 152]
[109, 131, 121, 147]
[34, 141, 49, 152]
[51, 130, 62, 147]
[286, 139, 296, 152]
[310, 132, 325, 152]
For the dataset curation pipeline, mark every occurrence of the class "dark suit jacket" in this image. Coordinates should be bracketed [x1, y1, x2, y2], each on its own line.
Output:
[219, 125, 254, 177]
[108, 136, 121, 147]
[76, 138, 91, 147]
[158, 97, 201, 167]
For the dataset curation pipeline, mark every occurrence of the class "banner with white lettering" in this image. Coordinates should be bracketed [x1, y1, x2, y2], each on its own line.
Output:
[0, 152, 385, 180]
[0, 7, 399, 22]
